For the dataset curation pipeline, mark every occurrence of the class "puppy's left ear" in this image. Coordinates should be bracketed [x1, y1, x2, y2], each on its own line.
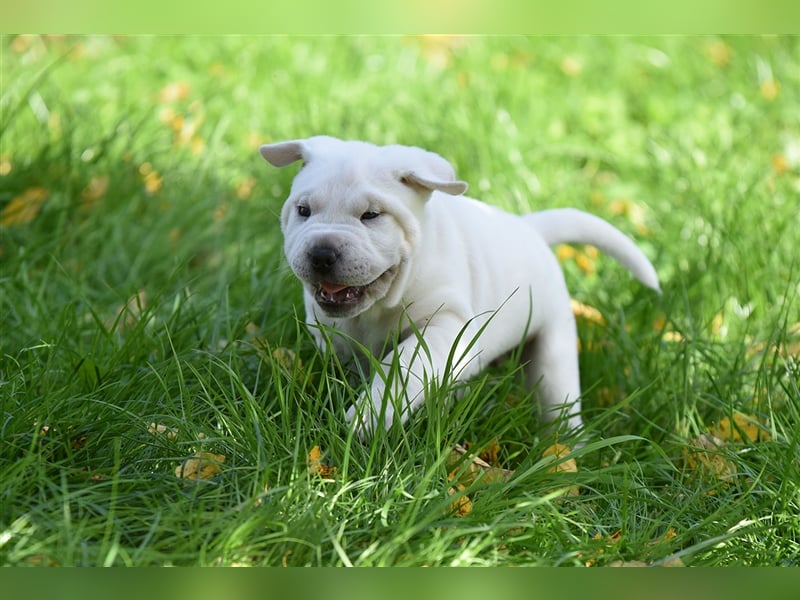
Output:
[401, 172, 468, 196]
[259, 140, 306, 167]
[394, 145, 468, 196]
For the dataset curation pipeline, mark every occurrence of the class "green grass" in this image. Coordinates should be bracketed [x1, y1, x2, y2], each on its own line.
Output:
[1, 35, 799, 567]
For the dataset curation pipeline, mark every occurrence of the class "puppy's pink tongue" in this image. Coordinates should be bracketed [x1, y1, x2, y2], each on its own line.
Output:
[320, 281, 348, 294]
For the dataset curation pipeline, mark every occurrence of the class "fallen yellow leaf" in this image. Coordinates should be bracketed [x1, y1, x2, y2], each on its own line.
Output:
[415, 35, 467, 70]
[772, 153, 790, 176]
[556, 244, 577, 261]
[571, 299, 606, 326]
[575, 252, 596, 275]
[307, 445, 338, 478]
[606, 555, 685, 567]
[608, 560, 648, 567]
[683, 433, 735, 480]
[705, 40, 732, 67]
[26, 554, 59, 567]
[247, 131, 265, 150]
[448, 483, 473, 517]
[661, 330, 685, 343]
[477, 439, 501, 466]
[0, 187, 49, 226]
[560, 55, 582, 77]
[710, 312, 724, 336]
[446, 443, 514, 486]
[143, 170, 163, 195]
[175, 451, 226, 480]
[542, 443, 577, 473]
[272, 347, 303, 371]
[236, 177, 257, 200]
[0, 155, 11, 176]
[761, 79, 780, 101]
[148, 422, 178, 440]
[542, 443, 579, 496]
[158, 80, 191, 103]
[711, 412, 770, 443]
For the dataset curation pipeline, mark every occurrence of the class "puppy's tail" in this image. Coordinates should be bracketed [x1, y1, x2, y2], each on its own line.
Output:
[525, 208, 661, 293]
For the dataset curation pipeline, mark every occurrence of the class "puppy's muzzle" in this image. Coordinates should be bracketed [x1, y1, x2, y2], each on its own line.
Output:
[308, 245, 340, 275]
[305, 244, 366, 313]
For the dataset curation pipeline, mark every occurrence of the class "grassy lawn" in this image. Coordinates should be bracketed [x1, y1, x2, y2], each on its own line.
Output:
[1, 35, 799, 567]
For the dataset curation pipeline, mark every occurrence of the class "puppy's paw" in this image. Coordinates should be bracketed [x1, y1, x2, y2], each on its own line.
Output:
[345, 404, 375, 441]
[345, 398, 394, 441]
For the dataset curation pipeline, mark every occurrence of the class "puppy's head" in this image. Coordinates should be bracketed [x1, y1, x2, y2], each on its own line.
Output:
[260, 136, 467, 318]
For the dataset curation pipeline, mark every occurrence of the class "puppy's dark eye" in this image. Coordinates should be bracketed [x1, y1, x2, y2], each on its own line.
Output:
[297, 205, 311, 218]
[361, 211, 380, 221]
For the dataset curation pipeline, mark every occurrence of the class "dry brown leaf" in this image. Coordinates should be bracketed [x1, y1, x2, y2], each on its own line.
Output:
[447, 443, 514, 486]
[607, 556, 685, 567]
[683, 412, 770, 482]
[684, 433, 736, 480]
[445, 443, 513, 517]
[661, 330, 685, 343]
[608, 560, 648, 567]
[575, 252, 596, 275]
[148, 422, 178, 440]
[711, 412, 771, 443]
[477, 439, 501, 466]
[0, 187, 49, 226]
[272, 347, 303, 371]
[542, 443, 579, 496]
[571, 299, 606, 326]
[556, 244, 577, 261]
[560, 55, 583, 77]
[761, 79, 780, 101]
[710, 312, 724, 336]
[158, 81, 191, 103]
[706, 40, 732, 67]
[26, 554, 59, 567]
[307, 445, 338, 478]
[281, 550, 293, 568]
[236, 177, 257, 200]
[70, 434, 89, 450]
[746, 322, 800, 361]
[175, 451, 226, 480]
[448, 483, 473, 517]
[542, 443, 577, 473]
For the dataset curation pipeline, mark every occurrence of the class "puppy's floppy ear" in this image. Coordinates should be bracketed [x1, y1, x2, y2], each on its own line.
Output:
[394, 146, 468, 196]
[259, 140, 306, 167]
[400, 172, 468, 196]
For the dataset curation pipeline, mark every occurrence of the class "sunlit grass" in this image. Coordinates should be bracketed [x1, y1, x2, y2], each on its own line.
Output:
[1, 35, 799, 566]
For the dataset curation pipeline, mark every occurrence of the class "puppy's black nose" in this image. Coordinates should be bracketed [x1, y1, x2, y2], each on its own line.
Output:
[308, 246, 339, 272]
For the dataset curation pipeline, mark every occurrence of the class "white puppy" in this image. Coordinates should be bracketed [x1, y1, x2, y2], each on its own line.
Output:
[260, 136, 660, 438]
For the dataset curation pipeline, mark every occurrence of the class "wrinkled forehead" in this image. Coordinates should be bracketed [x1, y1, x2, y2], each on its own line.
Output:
[289, 148, 395, 201]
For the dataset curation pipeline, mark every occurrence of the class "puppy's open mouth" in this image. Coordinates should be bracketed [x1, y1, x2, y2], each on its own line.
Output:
[313, 269, 393, 312]
[316, 281, 365, 306]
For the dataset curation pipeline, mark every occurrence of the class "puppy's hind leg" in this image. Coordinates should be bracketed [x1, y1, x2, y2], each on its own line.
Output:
[520, 315, 583, 436]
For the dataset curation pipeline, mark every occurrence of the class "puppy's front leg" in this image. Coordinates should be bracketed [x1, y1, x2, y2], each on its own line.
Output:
[346, 314, 481, 439]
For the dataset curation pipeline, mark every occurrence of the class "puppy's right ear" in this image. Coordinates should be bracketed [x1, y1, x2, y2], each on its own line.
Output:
[259, 140, 306, 167]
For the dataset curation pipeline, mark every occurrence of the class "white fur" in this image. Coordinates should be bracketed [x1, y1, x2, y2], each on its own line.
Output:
[260, 136, 660, 438]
